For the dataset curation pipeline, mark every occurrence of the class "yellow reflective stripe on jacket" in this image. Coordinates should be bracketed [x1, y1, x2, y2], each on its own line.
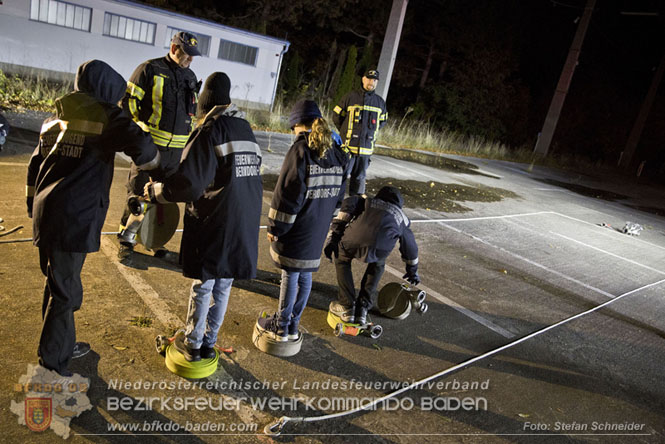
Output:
[127, 82, 145, 101]
[148, 75, 164, 127]
[147, 127, 187, 148]
[347, 145, 374, 156]
[26, 185, 35, 197]
[128, 97, 141, 123]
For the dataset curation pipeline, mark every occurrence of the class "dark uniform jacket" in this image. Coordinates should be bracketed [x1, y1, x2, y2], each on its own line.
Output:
[27, 60, 160, 253]
[123, 55, 199, 149]
[330, 190, 418, 266]
[154, 104, 263, 281]
[333, 89, 387, 156]
[268, 133, 348, 272]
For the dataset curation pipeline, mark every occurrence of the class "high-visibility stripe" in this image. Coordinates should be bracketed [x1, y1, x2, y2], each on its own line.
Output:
[26, 185, 35, 197]
[127, 82, 145, 100]
[270, 246, 321, 270]
[403, 257, 419, 266]
[136, 151, 161, 171]
[336, 211, 352, 222]
[214, 141, 262, 158]
[268, 207, 296, 224]
[40, 120, 63, 134]
[67, 119, 103, 135]
[306, 175, 343, 187]
[128, 98, 141, 123]
[347, 145, 374, 156]
[148, 75, 164, 127]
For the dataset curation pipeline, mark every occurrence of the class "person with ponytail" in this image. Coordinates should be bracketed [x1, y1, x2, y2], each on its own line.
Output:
[258, 100, 349, 342]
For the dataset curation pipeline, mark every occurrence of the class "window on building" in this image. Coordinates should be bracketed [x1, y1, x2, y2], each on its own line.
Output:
[103, 12, 155, 45]
[30, 0, 91, 32]
[164, 27, 210, 57]
[218, 40, 258, 66]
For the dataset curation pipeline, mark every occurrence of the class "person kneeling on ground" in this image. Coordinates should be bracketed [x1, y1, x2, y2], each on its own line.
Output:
[325, 186, 420, 325]
[145, 72, 263, 361]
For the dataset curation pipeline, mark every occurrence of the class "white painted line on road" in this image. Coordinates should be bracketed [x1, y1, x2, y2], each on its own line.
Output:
[440, 222, 615, 299]
[99, 237, 182, 327]
[552, 211, 665, 253]
[411, 211, 555, 223]
[383, 264, 515, 339]
[549, 231, 665, 276]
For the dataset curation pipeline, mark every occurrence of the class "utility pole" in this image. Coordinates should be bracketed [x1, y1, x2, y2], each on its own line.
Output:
[376, 0, 408, 102]
[618, 49, 664, 169]
[533, 0, 596, 157]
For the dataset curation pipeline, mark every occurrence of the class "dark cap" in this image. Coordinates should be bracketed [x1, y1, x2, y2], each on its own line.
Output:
[198, 72, 231, 115]
[363, 69, 380, 80]
[171, 31, 202, 57]
[289, 100, 322, 129]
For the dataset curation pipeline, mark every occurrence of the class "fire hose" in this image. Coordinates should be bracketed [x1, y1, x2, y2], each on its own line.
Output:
[263, 277, 665, 436]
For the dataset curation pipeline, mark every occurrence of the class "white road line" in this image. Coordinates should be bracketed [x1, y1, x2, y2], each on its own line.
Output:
[440, 222, 616, 299]
[99, 237, 182, 327]
[550, 231, 665, 276]
[410, 211, 554, 223]
[552, 211, 665, 253]
[383, 264, 515, 339]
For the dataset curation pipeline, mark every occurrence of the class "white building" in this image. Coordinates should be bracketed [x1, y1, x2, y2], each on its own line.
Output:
[0, 0, 290, 109]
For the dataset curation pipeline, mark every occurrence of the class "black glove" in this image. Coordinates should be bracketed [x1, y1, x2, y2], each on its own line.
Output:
[323, 234, 340, 262]
[403, 264, 420, 286]
[27, 197, 33, 218]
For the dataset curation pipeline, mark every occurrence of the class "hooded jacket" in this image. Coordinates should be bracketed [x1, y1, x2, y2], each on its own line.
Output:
[27, 60, 159, 252]
[268, 132, 349, 272]
[329, 187, 419, 266]
[151, 104, 263, 280]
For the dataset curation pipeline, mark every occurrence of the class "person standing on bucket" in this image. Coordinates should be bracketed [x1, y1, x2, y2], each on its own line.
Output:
[145, 73, 263, 361]
[333, 69, 387, 196]
[258, 100, 349, 342]
[325, 186, 420, 325]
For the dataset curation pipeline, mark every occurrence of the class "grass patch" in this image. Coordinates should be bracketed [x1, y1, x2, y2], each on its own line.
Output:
[129, 315, 154, 328]
[0, 70, 71, 112]
[1, 69, 614, 175]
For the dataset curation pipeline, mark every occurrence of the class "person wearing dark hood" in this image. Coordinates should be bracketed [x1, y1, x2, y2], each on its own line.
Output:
[333, 69, 387, 196]
[26, 60, 160, 377]
[257, 100, 348, 343]
[144, 73, 262, 362]
[118, 31, 201, 259]
[325, 186, 420, 325]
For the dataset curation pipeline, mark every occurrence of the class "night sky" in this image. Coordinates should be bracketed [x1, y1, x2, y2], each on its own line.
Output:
[141, 0, 664, 173]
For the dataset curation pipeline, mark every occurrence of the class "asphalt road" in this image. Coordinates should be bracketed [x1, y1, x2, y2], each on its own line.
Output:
[1, 126, 664, 443]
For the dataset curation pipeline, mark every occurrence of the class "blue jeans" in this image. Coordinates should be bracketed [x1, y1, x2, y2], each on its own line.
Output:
[276, 270, 312, 334]
[184, 278, 233, 348]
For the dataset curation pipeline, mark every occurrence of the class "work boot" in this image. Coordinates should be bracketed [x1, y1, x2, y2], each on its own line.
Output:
[329, 301, 355, 323]
[200, 346, 216, 359]
[117, 243, 134, 261]
[355, 305, 369, 326]
[256, 313, 288, 342]
[71, 342, 91, 359]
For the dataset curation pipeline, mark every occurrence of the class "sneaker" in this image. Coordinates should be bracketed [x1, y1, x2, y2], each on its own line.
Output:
[256, 314, 288, 342]
[182, 345, 201, 362]
[287, 323, 300, 341]
[329, 301, 355, 323]
[200, 346, 216, 359]
[71, 342, 91, 359]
